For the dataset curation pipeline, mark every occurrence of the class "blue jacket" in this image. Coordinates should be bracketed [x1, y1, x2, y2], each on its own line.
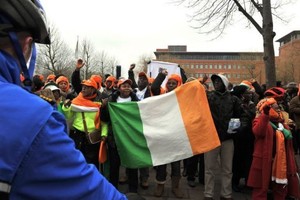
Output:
[0, 50, 127, 199]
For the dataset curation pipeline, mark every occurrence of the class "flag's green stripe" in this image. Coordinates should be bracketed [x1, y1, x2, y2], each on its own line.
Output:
[108, 102, 153, 168]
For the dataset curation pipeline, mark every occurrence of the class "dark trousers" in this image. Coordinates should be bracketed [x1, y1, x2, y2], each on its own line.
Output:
[69, 129, 99, 169]
[156, 161, 181, 182]
[292, 129, 300, 154]
[186, 154, 204, 183]
[108, 145, 138, 192]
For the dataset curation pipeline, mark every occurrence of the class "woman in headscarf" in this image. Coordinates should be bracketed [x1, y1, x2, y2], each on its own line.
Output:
[62, 78, 104, 168]
[247, 97, 300, 199]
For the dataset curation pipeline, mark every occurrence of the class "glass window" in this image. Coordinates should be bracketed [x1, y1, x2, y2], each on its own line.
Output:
[196, 65, 199, 69]
[209, 64, 213, 69]
[237, 65, 241, 69]
[228, 74, 231, 78]
[224, 65, 227, 69]
[205, 64, 208, 69]
[191, 65, 194, 69]
[200, 64, 203, 69]
[214, 64, 218, 69]
[228, 65, 231, 69]
[219, 65, 222, 69]
[233, 65, 236, 69]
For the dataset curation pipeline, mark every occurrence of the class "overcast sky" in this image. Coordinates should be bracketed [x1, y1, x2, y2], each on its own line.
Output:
[41, 0, 300, 73]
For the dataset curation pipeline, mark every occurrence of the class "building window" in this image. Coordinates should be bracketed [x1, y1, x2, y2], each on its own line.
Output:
[228, 74, 231, 78]
[233, 65, 236, 69]
[195, 65, 199, 69]
[237, 65, 241, 69]
[214, 64, 218, 69]
[209, 64, 213, 69]
[191, 65, 194, 69]
[224, 65, 227, 69]
[219, 65, 222, 69]
[228, 65, 231, 69]
[186, 64, 190, 69]
[200, 64, 203, 69]
[205, 64, 208, 69]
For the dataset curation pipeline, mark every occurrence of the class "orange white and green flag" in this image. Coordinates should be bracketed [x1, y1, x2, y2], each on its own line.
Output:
[108, 80, 220, 168]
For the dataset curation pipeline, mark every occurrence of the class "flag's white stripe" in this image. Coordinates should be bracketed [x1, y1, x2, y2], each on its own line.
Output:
[138, 91, 193, 166]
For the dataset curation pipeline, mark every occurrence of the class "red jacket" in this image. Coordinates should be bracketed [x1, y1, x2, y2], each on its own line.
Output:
[247, 114, 300, 198]
[247, 114, 273, 190]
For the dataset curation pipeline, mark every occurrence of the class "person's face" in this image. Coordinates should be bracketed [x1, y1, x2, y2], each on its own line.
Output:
[213, 77, 225, 92]
[241, 91, 253, 102]
[106, 80, 112, 89]
[81, 85, 95, 97]
[58, 81, 68, 92]
[138, 76, 149, 89]
[119, 83, 131, 98]
[166, 79, 178, 92]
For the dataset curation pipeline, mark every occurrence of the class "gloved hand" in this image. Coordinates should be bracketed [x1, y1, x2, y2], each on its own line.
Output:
[259, 98, 276, 115]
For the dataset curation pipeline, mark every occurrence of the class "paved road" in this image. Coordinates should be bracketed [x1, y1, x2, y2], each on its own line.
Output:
[119, 164, 252, 200]
[118, 155, 300, 199]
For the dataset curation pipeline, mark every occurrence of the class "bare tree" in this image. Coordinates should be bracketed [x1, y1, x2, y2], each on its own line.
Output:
[105, 56, 118, 76]
[174, 0, 292, 88]
[138, 53, 155, 72]
[79, 39, 97, 79]
[35, 24, 74, 77]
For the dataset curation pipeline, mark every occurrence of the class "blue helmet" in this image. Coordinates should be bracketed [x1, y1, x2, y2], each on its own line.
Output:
[0, 0, 50, 44]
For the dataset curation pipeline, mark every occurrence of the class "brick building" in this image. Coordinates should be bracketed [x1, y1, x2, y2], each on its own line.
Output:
[154, 31, 300, 87]
[276, 30, 300, 84]
[154, 45, 265, 88]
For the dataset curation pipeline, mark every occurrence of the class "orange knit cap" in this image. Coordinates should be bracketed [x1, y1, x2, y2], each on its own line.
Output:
[47, 74, 56, 82]
[56, 76, 70, 92]
[90, 75, 102, 89]
[105, 76, 117, 89]
[81, 79, 98, 90]
[167, 74, 182, 87]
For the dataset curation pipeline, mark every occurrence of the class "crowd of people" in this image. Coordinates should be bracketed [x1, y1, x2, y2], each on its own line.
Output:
[29, 61, 300, 200]
[1, 1, 300, 200]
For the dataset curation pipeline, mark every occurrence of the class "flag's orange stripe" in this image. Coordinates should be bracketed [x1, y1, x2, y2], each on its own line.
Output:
[175, 80, 220, 154]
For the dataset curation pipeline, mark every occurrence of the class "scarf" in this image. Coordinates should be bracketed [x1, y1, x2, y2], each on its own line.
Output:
[270, 122, 292, 185]
[271, 129, 287, 184]
[71, 92, 101, 128]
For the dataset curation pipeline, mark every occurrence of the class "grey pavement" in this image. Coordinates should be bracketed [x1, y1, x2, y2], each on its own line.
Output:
[118, 154, 300, 200]
[118, 164, 252, 200]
